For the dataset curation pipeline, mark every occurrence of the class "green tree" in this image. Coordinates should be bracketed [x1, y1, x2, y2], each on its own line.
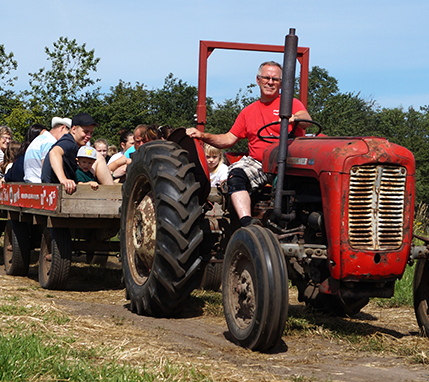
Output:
[0, 44, 18, 92]
[27, 37, 101, 119]
[296, 66, 376, 137]
[90, 81, 151, 145]
[314, 92, 377, 137]
[88, 75, 200, 145]
[147, 74, 198, 127]
[206, 84, 257, 152]
[306, 66, 339, 115]
[0, 90, 22, 126]
[0, 44, 20, 124]
[375, 106, 429, 204]
[4, 105, 45, 141]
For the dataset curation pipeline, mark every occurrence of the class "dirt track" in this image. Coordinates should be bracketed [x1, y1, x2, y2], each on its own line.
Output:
[1, 256, 429, 382]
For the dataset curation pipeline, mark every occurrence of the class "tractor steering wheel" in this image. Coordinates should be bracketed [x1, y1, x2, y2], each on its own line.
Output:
[257, 119, 323, 143]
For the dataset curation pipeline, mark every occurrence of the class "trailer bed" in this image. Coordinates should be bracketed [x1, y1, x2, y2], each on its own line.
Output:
[0, 183, 122, 218]
[1, 183, 123, 289]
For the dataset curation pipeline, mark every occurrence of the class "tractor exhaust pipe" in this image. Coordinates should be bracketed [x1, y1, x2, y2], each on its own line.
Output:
[273, 28, 298, 222]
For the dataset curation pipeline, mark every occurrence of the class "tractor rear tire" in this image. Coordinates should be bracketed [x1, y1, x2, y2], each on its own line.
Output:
[414, 259, 429, 336]
[121, 140, 204, 317]
[38, 227, 71, 290]
[3, 220, 31, 276]
[222, 225, 289, 351]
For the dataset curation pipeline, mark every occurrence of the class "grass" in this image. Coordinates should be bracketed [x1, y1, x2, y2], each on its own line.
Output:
[284, 303, 429, 365]
[0, 303, 213, 382]
[192, 287, 429, 366]
[0, 273, 216, 381]
[0, 329, 212, 382]
[374, 202, 429, 309]
[191, 289, 224, 317]
[374, 264, 414, 308]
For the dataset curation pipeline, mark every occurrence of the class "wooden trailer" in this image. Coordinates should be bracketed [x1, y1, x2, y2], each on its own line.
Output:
[0, 183, 122, 289]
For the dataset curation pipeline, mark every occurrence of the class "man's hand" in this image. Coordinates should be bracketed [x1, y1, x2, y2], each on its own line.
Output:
[61, 179, 76, 194]
[289, 110, 312, 130]
[186, 128, 203, 140]
[186, 128, 239, 149]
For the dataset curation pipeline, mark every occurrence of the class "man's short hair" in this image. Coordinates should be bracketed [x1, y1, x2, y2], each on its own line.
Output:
[257, 61, 283, 76]
[134, 124, 147, 136]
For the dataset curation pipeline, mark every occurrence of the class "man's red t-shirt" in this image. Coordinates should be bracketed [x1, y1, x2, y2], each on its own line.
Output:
[229, 96, 307, 162]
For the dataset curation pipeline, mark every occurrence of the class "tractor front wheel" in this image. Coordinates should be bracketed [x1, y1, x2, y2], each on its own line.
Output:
[222, 225, 289, 351]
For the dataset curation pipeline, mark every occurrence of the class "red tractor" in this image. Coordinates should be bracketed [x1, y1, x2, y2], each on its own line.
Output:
[120, 29, 429, 351]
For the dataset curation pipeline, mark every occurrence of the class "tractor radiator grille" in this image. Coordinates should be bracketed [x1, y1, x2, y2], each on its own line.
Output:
[348, 165, 407, 250]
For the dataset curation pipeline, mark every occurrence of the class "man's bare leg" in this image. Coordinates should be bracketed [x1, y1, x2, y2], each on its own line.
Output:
[231, 190, 251, 219]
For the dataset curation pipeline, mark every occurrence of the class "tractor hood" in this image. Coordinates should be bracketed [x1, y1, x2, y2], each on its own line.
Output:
[262, 136, 415, 177]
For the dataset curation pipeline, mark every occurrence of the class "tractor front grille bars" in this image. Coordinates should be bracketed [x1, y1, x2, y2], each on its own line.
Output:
[348, 165, 406, 250]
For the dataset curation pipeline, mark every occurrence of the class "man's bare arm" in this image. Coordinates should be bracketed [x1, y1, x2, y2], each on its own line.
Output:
[186, 129, 239, 149]
[49, 146, 76, 194]
[290, 110, 312, 130]
[108, 155, 130, 172]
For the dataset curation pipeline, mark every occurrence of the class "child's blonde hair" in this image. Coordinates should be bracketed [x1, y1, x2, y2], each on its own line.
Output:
[94, 138, 108, 149]
[203, 143, 224, 167]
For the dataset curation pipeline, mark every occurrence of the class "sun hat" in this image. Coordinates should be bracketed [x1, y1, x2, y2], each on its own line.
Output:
[51, 117, 72, 128]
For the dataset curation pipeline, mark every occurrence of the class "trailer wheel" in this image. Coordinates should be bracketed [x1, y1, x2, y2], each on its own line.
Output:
[414, 259, 429, 336]
[86, 253, 108, 267]
[121, 140, 204, 317]
[3, 221, 31, 276]
[222, 225, 289, 351]
[200, 262, 222, 291]
[200, 250, 223, 291]
[38, 227, 71, 290]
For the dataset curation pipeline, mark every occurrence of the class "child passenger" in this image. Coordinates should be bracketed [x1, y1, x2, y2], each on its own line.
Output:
[93, 138, 109, 162]
[76, 146, 98, 190]
[204, 143, 228, 187]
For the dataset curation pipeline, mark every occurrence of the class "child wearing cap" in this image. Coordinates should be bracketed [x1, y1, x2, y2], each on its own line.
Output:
[76, 146, 98, 190]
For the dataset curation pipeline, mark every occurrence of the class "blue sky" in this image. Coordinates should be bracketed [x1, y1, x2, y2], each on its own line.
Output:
[2, 0, 428, 111]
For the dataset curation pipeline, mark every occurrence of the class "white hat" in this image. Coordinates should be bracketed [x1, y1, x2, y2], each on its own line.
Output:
[77, 146, 97, 160]
[51, 117, 72, 128]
